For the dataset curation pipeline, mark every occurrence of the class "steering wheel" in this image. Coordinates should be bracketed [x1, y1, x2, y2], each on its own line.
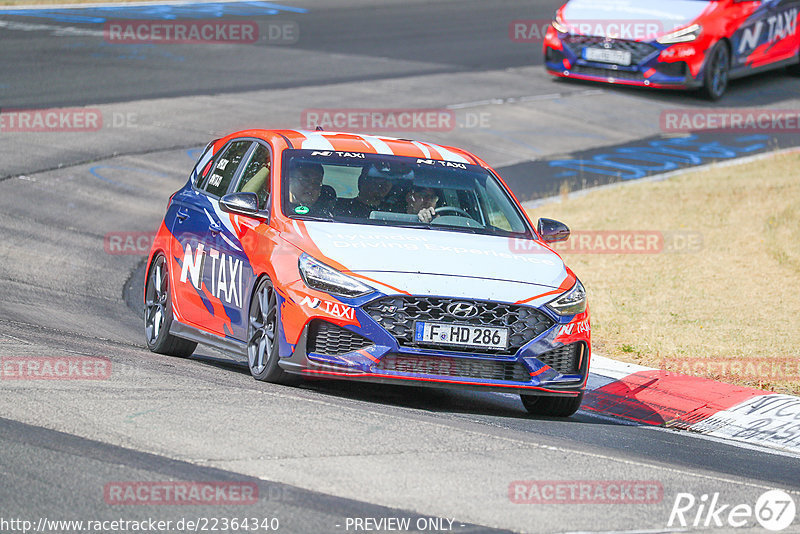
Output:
[433, 206, 472, 219]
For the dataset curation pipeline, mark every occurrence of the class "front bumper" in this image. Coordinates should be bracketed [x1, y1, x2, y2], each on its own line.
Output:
[543, 30, 704, 90]
[278, 294, 590, 397]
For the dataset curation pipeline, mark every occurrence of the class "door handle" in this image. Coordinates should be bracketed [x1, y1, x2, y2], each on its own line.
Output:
[176, 208, 189, 221]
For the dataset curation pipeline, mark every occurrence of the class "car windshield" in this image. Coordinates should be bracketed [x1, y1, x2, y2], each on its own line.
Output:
[281, 150, 533, 238]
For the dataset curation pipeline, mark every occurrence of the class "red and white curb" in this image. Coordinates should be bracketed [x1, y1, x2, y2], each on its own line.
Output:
[585, 355, 800, 455]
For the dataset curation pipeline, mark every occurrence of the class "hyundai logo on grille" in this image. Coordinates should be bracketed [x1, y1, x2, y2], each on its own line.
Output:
[446, 302, 478, 318]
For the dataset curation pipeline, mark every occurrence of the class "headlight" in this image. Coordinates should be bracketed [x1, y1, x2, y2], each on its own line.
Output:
[552, 14, 568, 34]
[546, 280, 587, 316]
[657, 24, 702, 44]
[298, 253, 373, 298]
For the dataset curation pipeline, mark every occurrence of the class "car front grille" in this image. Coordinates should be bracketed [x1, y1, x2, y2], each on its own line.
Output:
[364, 296, 554, 355]
[537, 343, 584, 375]
[375, 353, 530, 382]
[307, 320, 374, 357]
[563, 35, 657, 65]
[571, 65, 645, 81]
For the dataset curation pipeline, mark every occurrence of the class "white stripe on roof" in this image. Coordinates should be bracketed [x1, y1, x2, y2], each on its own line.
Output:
[360, 135, 394, 155]
[428, 143, 469, 164]
[298, 132, 335, 151]
[411, 141, 432, 159]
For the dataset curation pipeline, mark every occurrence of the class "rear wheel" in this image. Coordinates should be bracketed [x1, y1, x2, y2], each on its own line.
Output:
[701, 41, 730, 101]
[788, 49, 800, 75]
[144, 253, 197, 357]
[521, 391, 584, 417]
[247, 276, 296, 384]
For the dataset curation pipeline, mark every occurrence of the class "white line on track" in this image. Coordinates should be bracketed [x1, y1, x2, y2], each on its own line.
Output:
[231, 387, 800, 495]
[637, 420, 800, 461]
[0, 19, 103, 35]
[447, 89, 605, 110]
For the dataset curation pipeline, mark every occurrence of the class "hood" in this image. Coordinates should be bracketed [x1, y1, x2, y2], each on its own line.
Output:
[562, 0, 709, 40]
[300, 222, 569, 291]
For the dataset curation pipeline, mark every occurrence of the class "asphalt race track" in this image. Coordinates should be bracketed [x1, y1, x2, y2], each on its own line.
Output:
[1, 1, 799, 532]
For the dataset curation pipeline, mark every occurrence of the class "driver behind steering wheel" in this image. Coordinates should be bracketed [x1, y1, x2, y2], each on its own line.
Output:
[403, 186, 440, 223]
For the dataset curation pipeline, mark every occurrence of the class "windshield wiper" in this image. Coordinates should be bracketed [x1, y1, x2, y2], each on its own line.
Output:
[368, 219, 483, 235]
[291, 215, 336, 223]
[428, 225, 480, 235]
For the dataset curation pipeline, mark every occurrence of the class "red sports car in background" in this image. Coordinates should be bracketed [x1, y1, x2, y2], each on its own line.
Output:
[544, 0, 800, 99]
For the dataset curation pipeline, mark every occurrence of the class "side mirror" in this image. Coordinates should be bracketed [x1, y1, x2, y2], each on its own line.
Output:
[219, 192, 262, 217]
[537, 218, 570, 243]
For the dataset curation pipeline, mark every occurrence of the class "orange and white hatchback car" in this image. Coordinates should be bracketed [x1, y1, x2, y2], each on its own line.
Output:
[144, 129, 590, 417]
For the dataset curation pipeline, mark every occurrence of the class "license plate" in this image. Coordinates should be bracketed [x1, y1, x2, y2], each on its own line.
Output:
[583, 47, 632, 66]
[414, 322, 508, 350]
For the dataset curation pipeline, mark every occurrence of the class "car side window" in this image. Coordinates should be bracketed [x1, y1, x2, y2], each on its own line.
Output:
[203, 140, 253, 197]
[191, 142, 216, 186]
[235, 143, 271, 209]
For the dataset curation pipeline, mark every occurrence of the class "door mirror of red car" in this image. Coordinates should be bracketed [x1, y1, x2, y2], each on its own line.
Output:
[219, 192, 264, 218]
[537, 218, 570, 243]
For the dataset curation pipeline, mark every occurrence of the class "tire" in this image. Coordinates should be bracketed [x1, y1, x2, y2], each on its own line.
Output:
[144, 253, 197, 357]
[701, 41, 730, 101]
[247, 276, 296, 384]
[788, 50, 800, 75]
[521, 391, 584, 418]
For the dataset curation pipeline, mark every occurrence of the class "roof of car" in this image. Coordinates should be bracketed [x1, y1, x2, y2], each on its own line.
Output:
[230, 129, 486, 166]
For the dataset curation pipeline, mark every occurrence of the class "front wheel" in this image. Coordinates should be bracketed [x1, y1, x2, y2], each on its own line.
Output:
[247, 276, 296, 384]
[144, 253, 197, 357]
[701, 41, 730, 101]
[788, 51, 800, 75]
[521, 391, 584, 417]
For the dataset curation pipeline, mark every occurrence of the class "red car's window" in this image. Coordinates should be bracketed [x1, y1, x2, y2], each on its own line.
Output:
[235, 143, 272, 210]
[203, 140, 253, 198]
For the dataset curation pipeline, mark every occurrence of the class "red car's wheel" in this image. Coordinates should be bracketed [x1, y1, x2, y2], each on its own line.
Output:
[247, 276, 296, 384]
[521, 391, 584, 418]
[144, 253, 197, 358]
[702, 41, 730, 101]
[788, 48, 800, 75]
